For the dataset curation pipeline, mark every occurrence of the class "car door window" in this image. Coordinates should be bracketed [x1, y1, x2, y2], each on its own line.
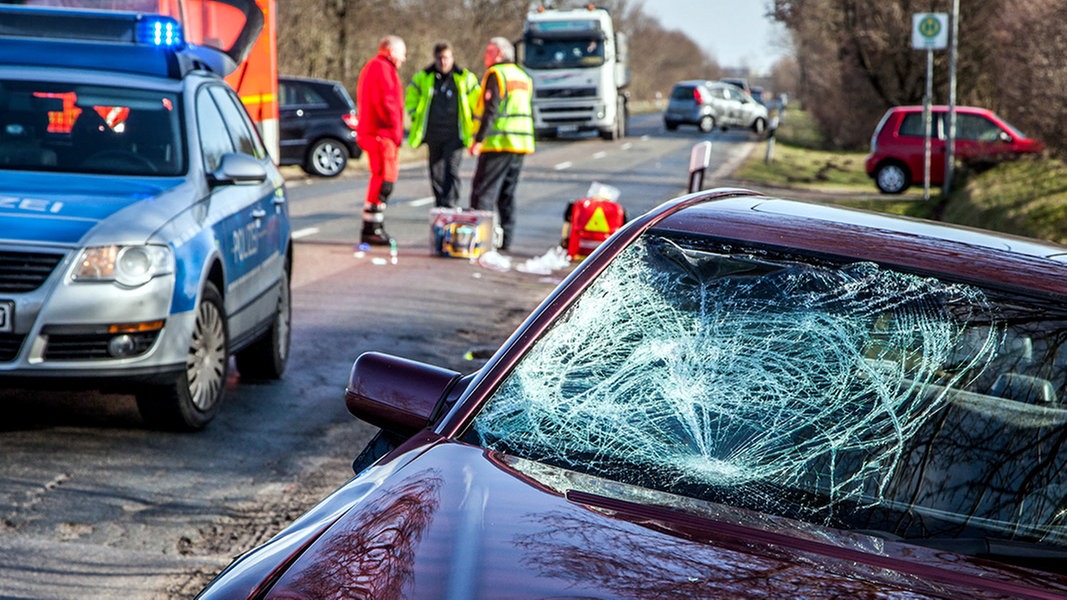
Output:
[196, 88, 234, 172]
[956, 113, 1005, 142]
[208, 86, 264, 159]
[899, 112, 944, 139]
[290, 83, 327, 107]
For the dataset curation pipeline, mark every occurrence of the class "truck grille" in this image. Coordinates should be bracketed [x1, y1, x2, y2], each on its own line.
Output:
[536, 87, 597, 99]
[0, 250, 65, 293]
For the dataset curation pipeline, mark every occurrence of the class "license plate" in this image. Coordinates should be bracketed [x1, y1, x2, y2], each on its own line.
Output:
[0, 300, 11, 333]
[558, 125, 578, 133]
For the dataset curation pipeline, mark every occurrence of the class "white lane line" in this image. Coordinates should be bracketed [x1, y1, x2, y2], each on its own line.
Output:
[622, 142, 634, 149]
[592, 151, 606, 159]
[554, 161, 573, 170]
[292, 227, 320, 239]
[409, 197, 435, 207]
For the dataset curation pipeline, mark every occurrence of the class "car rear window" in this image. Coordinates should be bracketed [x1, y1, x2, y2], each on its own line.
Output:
[670, 85, 696, 101]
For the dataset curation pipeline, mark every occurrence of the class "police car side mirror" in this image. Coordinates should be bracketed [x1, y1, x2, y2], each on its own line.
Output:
[208, 153, 268, 186]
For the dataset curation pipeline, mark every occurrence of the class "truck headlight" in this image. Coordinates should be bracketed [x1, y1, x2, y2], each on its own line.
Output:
[73, 245, 174, 287]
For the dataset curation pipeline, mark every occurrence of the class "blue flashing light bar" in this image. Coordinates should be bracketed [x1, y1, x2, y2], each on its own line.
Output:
[137, 16, 184, 48]
[0, 4, 184, 49]
[0, 5, 192, 78]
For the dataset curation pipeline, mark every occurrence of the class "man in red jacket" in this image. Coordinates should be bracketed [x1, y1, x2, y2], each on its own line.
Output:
[356, 35, 406, 245]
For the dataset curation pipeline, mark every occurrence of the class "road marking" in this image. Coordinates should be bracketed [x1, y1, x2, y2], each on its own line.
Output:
[292, 227, 319, 239]
[592, 151, 606, 159]
[554, 161, 573, 171]
[622, 142, 634, 150]
[409, 197, 435, 207]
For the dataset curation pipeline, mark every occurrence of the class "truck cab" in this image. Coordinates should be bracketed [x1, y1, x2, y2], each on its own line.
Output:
[522, 5, 630, 141]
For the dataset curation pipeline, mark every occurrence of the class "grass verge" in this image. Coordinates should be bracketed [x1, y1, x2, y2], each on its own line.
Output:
[733, 108, 1067, 238]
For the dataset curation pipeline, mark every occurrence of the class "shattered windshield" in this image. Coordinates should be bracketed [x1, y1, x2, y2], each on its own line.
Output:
[469, 234, 1067, 569]
[0, 79, 184, 176]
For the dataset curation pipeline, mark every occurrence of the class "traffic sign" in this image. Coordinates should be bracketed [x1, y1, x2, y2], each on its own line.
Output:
[913, 13, 948, 50]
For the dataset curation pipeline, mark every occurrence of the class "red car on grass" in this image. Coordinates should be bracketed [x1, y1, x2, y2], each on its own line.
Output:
[199, 189, 1067, 599]
[865, 105, 1043, 193]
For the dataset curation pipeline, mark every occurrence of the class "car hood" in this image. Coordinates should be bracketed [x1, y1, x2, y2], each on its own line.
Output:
[250, 440, 1067, 600]
[0, 171, 188, 246]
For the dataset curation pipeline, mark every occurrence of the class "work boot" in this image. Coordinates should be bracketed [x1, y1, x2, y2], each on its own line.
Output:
[361, 221, 392, 245]
[361, 201, 392, 245]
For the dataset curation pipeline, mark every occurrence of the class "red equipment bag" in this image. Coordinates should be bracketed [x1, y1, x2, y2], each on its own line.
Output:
[562, 197, 626, 260]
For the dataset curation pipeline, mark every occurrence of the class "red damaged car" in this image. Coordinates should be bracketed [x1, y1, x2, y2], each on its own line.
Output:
[199, 189, 1067, 599]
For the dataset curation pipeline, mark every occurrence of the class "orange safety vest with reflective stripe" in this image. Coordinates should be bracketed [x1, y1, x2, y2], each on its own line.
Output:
[476, 63, 535, 154]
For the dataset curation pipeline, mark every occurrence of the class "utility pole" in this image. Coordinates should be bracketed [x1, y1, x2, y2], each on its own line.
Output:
[942, 0, 960, 196]
[912, 12, 948, 200]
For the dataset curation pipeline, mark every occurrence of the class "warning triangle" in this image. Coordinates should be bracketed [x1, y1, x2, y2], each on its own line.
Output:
[584, 206, 611, 233]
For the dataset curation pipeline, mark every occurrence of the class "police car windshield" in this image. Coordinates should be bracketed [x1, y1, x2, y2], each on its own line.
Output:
[0, 79, 184, 176]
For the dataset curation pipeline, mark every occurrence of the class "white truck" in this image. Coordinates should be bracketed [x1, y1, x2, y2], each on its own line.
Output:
[521, 5, 630, 140]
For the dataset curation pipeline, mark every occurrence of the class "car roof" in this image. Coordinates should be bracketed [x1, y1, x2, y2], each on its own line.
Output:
[280, 75, 340, 84]
[673, 79, 715, 88]
[887, 105, 994, 114]
[646, 191, 1067, 299]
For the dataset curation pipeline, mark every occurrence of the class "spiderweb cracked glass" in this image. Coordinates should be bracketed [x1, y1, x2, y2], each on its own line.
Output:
[473, 236, 997, 514]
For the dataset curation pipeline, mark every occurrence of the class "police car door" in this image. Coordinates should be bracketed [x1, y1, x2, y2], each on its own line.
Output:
[196, 83, 286, 344]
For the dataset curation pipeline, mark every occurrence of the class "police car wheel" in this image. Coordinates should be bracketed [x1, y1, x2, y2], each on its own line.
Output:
[235, 268, 291, 380]
[304, 139, 349, 177]
[137, 282, 229, 431]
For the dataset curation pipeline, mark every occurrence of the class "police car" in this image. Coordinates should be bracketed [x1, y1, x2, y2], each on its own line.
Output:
[0, 3, 292, 430]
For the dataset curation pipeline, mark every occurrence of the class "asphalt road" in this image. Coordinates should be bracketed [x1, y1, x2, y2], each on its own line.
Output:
[0, 113, 760, 599]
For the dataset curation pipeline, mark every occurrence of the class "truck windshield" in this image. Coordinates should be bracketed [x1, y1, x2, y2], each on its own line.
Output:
[524, 37, 605, 69]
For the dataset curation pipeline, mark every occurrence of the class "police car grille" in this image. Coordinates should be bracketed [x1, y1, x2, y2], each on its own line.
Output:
[0, 251, 65, 293]
[44, 331, 159, 360]
[0, 333, 26, 362]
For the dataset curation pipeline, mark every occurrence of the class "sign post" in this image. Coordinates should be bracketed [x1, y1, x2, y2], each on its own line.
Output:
[912, 13, 948, 201]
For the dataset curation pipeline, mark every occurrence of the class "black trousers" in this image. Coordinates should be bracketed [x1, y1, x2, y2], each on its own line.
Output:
[427, 138, 465, 208]
[470, 151, 525, 250]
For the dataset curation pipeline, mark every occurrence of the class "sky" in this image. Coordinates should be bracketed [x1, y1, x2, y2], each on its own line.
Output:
[639, 0, 789, 75]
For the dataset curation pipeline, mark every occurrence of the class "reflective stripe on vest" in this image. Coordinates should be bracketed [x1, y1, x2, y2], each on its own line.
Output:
[481, 63, 535, 154]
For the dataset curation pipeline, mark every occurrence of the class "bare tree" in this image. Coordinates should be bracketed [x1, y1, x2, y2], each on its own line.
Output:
[276, 0, 731, 122]
[771, 0, 1067, 156]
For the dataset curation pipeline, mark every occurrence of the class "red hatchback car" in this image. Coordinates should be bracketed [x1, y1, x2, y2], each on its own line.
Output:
[865, 105, 1044, 193]
[199, 189, 1067, 599]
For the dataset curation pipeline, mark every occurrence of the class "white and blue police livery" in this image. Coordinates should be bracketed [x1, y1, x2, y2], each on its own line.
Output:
[0, 3, 291, 430]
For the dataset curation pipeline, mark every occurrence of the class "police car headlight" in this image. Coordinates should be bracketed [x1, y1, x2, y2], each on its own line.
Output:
[74, 245, 174, 287]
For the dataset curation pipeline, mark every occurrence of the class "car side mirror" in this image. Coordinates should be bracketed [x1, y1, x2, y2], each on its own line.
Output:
[999, 130, 1013, 144]
[345, 352, 465, 437]
[208, 152, 268, 186]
